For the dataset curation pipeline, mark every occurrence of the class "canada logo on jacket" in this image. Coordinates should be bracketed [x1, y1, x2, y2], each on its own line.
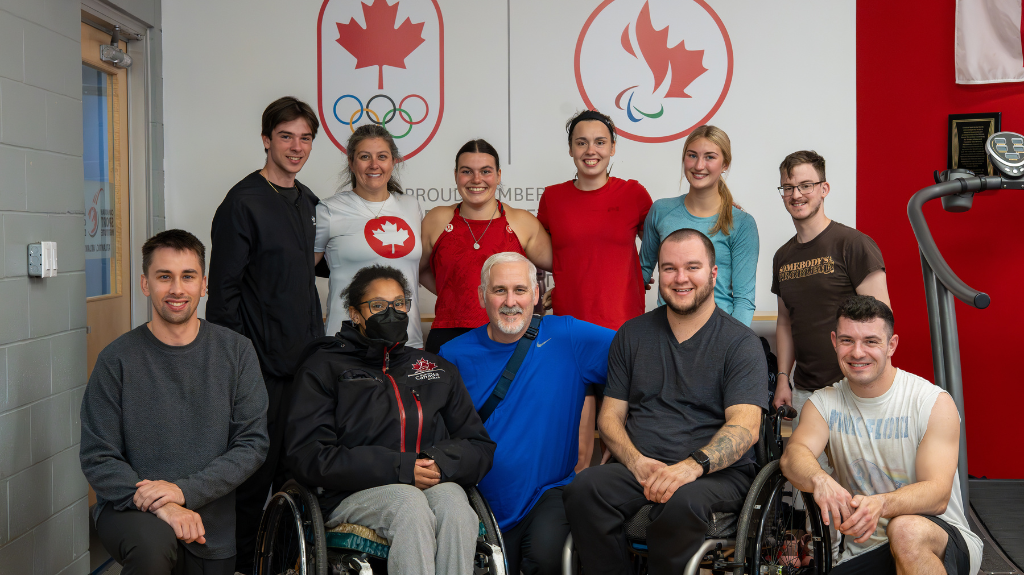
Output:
[411, 357, 443, 380]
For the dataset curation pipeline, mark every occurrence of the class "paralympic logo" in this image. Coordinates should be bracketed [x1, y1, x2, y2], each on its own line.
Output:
[332, 93, 429, 139]
[576, 0, 732, 143]
[318, 0, 444, 159]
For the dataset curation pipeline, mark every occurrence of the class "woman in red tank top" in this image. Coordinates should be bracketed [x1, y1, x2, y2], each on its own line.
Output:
[419, 139, 551, 353]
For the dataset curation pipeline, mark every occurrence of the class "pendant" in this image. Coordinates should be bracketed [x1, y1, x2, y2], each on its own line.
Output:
[474, 243, 480, 250]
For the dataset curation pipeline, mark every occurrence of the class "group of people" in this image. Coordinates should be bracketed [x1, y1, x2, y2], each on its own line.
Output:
[77, 96, 982, 575]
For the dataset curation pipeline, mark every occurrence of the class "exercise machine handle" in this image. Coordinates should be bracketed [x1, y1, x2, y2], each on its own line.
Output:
[907, 175, 1002, 309]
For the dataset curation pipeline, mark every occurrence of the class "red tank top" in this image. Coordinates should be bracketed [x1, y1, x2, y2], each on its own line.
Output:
[430, 203, 526, 329]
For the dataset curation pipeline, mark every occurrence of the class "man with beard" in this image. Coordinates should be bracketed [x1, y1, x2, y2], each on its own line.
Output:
[80, 230, 269, 574]
[563, 228, 768, 575]
[771, 151, 889, 421]
[439, 252, 614, 575]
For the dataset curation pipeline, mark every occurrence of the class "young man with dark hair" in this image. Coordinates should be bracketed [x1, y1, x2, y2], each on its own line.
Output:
[206, 96, 325, 571]
[772, 150, 890, 417]
[81, 229, 269, 574]
[564, 229, 768, 575]
[782, 296, 982, 575]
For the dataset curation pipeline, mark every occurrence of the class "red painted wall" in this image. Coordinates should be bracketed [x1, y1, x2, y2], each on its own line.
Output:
[857, 1, 1024, 478]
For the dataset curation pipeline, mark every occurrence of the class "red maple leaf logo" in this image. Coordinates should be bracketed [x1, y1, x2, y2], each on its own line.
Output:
[621, 2, 707, 98]
[412, 358, 437, 372]
[336, 0, 426, 89]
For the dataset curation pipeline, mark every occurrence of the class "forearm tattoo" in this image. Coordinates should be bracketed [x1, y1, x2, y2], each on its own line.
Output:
[703, 424, 754, 473]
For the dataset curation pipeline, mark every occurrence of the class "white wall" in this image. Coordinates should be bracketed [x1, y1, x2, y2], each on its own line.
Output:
[164, 0, 856, 318]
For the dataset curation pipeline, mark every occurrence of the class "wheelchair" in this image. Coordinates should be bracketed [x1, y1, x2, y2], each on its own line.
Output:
[254, 481, 507, 575]
[562, 340, 833, 575]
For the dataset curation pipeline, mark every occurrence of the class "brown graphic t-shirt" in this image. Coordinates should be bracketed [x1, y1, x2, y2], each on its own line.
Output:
[771, 221, 885, 391]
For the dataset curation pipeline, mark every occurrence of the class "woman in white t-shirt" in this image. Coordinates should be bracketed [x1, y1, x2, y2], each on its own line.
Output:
[314, 124, 425, 347]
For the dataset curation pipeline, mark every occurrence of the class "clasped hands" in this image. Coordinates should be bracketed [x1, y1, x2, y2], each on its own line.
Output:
[812, 474, 885, 543]
[414, 458, 442, 490]
[134, 479, 206, 544]
[629, 455, 702, 504]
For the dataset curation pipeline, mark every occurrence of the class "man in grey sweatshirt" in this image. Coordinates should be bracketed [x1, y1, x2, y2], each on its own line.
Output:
[80, 229, 269, 575]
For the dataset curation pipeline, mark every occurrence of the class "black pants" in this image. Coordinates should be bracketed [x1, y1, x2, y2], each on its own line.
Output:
[830, 515, 971, 575]
[502, 486, 570, 575]
[564, 462, 755, 575]
[424, 327, 473, 354]
[96, 507, 235, 575]
[234, 374, 291, 574]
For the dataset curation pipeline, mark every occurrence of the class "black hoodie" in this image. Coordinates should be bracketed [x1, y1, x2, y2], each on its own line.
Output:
[284, 322, 496, 514]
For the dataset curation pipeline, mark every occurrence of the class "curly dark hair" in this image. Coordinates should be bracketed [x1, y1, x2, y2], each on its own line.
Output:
[835, 295, 894, 337]
[342, 265, 411, 309]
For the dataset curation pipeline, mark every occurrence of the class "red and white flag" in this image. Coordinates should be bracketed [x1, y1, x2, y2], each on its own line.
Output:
[956, 0, 1024, 83]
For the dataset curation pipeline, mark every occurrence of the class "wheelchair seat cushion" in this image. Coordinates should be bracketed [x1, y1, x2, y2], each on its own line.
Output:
[323, 521, 488, 559]
[623, 504, 737, 542]
[325, 523, 391, 559]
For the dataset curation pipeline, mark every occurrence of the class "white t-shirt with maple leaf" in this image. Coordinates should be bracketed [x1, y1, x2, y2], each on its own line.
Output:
[315, 190, 424, 348]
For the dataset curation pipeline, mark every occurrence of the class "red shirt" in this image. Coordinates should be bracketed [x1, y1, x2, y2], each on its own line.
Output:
[430, 203, 525, 329]
[537, 177, 653, 330]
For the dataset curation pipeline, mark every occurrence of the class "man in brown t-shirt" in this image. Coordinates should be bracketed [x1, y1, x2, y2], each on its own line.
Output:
[771, 150, 889, 417]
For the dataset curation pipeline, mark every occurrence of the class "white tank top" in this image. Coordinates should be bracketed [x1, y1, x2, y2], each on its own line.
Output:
[808, 369, 982, 573]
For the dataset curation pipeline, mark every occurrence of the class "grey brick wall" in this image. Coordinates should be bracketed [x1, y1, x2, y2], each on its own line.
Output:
[0, 1, 91, 573]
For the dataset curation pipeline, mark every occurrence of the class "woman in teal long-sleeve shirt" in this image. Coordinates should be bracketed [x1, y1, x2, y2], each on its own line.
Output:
[639, 125, 759, 326]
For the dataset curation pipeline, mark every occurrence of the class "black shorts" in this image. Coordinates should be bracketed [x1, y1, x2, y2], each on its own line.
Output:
[830, 515, 971, 575]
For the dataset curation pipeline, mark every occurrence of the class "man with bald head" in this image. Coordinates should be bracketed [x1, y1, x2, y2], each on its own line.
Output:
[564, 228, 769, 575]
[440, 252, 614, 575]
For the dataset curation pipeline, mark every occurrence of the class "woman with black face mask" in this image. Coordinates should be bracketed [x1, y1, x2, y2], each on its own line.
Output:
[283, 265, 496, 575]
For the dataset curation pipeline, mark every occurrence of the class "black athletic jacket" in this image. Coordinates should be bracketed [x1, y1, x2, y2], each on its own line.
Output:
[284, 323, 495, 514]
[207, 171, 325, 380]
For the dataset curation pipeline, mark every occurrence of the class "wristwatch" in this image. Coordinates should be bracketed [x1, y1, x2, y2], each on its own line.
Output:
[690, 449, 711, 477]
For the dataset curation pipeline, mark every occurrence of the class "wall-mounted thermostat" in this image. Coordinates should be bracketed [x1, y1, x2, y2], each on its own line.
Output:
[28, 242, 58, 277]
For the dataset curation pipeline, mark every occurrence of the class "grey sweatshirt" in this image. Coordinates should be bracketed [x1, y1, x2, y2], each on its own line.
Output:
[79, 320, 269, 559]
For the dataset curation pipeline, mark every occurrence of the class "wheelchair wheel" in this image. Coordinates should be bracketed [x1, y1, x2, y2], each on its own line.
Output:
[466, 486, 507, 575]
[255, 481, 328, 575]
[733, 460, 831, 575]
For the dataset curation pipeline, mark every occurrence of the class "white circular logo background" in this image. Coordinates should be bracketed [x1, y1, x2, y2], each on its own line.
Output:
[576, 0, 733, 143]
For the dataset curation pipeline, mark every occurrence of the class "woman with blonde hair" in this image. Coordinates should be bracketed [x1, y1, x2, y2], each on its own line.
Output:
[639, 125, 759, 325]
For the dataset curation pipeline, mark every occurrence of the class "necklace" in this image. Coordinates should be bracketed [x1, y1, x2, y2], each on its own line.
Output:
[460, 201, 499, 250]
[355, 189, 389, 220]
[260, 169, 294, 195]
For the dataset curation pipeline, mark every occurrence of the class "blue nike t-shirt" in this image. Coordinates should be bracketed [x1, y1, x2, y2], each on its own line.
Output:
[440, 315, 614, 530]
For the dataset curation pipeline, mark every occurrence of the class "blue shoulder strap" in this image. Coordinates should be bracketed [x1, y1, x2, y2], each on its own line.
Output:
[477, 315, 542, 423]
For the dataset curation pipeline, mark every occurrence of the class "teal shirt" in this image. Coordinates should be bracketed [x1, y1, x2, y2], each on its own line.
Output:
[640, 195, 760, 326]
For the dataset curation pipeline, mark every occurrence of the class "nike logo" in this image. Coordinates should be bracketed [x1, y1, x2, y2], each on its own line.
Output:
[536, 338, 551, 348]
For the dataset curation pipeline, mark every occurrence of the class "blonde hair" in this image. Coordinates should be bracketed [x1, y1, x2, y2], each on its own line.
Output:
[682, 125, 736, 236]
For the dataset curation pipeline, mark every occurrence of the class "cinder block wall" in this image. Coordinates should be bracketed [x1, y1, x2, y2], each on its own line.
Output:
[0, 1, 91, 573]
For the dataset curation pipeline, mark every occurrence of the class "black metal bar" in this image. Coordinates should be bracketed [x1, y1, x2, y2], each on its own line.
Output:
[920, 253, 946, 391]
[907, 176, 1001, 309]
[937, 287, 971, 508]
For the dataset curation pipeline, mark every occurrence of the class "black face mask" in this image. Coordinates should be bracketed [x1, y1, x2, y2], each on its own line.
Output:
[363, 307, 409, 346]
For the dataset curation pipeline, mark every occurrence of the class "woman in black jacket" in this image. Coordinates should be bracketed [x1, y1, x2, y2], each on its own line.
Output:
[284, 265, 495, 575]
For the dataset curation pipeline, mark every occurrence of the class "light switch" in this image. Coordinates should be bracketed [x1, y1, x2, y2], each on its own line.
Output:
[27, 242, 58, 277]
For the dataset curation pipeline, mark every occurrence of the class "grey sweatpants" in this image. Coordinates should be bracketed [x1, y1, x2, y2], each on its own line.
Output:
[325, 483, 478, 575]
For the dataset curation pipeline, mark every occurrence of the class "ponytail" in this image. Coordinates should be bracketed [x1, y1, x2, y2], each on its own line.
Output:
[709, 179, 735, 236]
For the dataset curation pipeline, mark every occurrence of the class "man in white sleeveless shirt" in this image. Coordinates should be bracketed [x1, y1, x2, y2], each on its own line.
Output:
[781, 295, 982, 575]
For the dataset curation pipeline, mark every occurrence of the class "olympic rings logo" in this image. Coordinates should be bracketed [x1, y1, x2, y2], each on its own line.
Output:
[332, 94, 429, 139]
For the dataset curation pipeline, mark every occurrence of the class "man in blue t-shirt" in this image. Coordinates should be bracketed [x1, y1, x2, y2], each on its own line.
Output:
[440, 252, 614, 575]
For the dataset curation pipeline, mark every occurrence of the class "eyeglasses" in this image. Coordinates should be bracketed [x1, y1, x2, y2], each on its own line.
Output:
[358, 298, 409, 314]
[777, 181, 824, 197]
